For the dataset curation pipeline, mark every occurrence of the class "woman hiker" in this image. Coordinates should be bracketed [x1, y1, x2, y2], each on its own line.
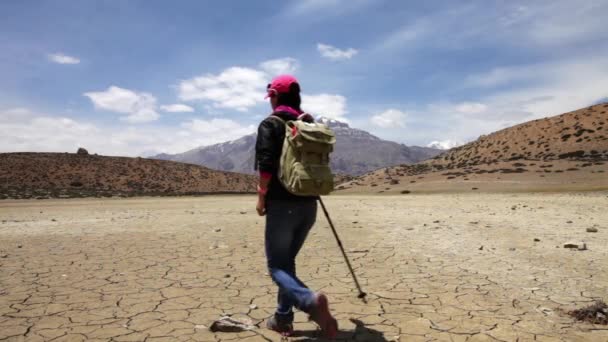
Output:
[254, 74, 339, 338]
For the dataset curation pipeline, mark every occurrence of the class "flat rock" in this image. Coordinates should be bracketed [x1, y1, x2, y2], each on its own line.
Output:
[209, 316, 255, 332]
[563, 242, 587, 250]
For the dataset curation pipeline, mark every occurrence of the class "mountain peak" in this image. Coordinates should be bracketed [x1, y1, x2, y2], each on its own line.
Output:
[151, 118, 442, 176]
[317, 116, 350, 129]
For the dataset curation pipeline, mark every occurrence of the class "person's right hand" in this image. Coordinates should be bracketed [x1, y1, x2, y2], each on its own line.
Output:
[256, 196, 266, 216]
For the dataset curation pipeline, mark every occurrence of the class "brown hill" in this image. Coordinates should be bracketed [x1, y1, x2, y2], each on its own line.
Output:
[0, 153, 256, 199]
[338, 103, 608, 193]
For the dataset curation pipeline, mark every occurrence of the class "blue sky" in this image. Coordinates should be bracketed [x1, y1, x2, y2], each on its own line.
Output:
[1, 0, 608, 156]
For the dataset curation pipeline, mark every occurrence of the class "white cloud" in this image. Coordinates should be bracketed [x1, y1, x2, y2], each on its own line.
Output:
[183, 118, 255, 140]
[405, 53, 608, 146]
[427, 140, 463, 150]
[373, 1, 608, 54]
[285, 0, 371, 16]
[524, 2, 608, 46]
[376, 22, 428, 52]
[471, 57, 608, 121]
[370, 109, 406, 128]
[0, 110, 99, 153]
[302, 94, 348, 121]
[0, 108, 32, 122]
[288, 0, 342, 14]
[178, 67, 267, 112]
[0, 108, 256, 156]
[160, 104, 194, 113]
[83, 86, 160, 123]
[455, 102, 488, 115]
[464, 67, 523, 88]
[317, 43, 358, 61]
[120, 109, 160, 124]
[259, 58, 299, 75]
[463, 63, 552, 89]
[47, 53, 80, 65]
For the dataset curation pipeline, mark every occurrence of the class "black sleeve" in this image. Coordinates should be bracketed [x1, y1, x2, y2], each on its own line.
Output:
[255, 118, 280, 173]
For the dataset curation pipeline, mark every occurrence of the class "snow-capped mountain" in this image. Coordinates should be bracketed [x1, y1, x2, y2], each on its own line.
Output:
[152, 117, 441, 175]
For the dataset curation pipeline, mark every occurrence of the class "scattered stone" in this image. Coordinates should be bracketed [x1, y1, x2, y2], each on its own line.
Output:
[352, 221, 359, 224]
[214, 228, 221, 232]
[17, 244, 22, 248]
[209, 316, 255, 332]
[239, 211, 247, 214]
[587, 227, 598, 233]
[534, 238, 541, 242]
[0, 253, 7, 258]
[249, 304, 257, 310]
[566, 220, 573, 224]
[51, 218, 57, 222]
[472, 187, 478, 190]
[76, 147, 89, 155]
[478, 246, 484, 250]
[563, 242, 587, 250]
[224, 274, 231, 278]
[509, 247, 516, 251]
[194, 324, 207, 330]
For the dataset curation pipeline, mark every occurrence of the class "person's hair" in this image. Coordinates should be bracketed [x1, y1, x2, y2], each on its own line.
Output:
[275, 83, 301, 111]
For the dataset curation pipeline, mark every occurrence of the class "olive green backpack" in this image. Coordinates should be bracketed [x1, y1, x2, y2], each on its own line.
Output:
[269, 114, 336, 196]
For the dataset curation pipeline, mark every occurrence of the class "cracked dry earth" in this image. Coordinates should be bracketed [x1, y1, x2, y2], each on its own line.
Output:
[1, 193, 607, 342]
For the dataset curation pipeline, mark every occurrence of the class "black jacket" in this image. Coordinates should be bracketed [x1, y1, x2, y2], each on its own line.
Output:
[255, 111, 317, 202]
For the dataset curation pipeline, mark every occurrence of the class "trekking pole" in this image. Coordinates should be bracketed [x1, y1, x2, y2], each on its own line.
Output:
[318, 197, 367, 302]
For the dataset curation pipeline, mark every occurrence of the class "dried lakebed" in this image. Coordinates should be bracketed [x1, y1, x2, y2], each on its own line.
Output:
[1, 193, 607, 341]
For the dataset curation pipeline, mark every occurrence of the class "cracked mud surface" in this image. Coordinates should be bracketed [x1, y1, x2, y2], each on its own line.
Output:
[1, 194, 607, 341]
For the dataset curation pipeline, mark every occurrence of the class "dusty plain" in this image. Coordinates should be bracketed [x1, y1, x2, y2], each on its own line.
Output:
[1, 193, 607, 341]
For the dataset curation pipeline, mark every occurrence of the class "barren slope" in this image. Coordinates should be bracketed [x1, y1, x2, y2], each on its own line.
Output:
[0, 153, 256, 199]
[339, 103, 608, 193]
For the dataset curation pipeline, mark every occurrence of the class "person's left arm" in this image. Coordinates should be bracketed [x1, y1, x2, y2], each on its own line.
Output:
[255, 119, 279, 216]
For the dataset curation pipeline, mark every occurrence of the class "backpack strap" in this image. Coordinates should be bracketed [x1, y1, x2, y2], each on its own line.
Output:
[267, 114, 285, 124]
[297, 112, 314, 123]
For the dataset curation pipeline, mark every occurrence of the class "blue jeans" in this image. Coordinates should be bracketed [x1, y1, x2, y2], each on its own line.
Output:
[265, 199, 317, 319]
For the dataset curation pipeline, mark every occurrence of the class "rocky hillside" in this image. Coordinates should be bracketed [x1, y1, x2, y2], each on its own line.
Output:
[153, 117, 441, 176]
[427, 103, 608, 167]
[338, 103, 608, 193]
[0, 152, 256, 199]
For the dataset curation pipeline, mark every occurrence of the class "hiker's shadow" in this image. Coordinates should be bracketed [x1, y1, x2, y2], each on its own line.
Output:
[292, 318, 389, 341]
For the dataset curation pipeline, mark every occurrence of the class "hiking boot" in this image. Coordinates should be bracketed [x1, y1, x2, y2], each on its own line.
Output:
[308, 293, 338, 338]
[266, 313, 294, 337]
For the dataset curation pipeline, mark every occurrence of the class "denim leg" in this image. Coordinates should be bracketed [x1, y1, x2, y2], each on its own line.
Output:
[265, 200, 317, 316]
[288, 201, 317, 290]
